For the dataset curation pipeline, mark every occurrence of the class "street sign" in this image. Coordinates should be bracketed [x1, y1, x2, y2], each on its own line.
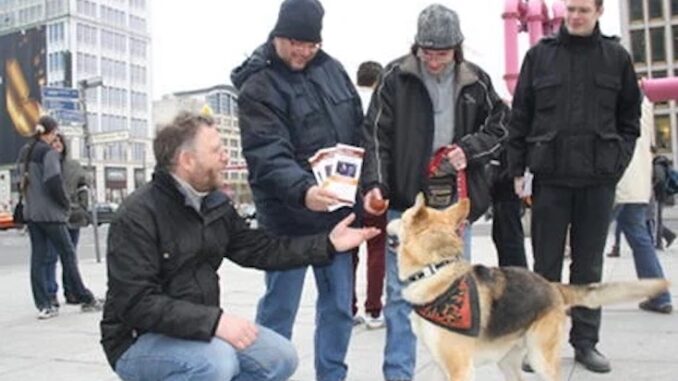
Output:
[43, 99, 80, 111]
[41, 86, 80, 100]
[50, 109, 86, 125]
[42, 86, 85, 125]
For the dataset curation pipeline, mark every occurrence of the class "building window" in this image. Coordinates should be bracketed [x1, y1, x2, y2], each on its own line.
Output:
[77, 0, 97, 17]
[650, 27, 666, 62]
[649, 0, 664, 19]
[673, 0, 678, 17]
[655, 115, 672, 152]
[129, 15, 146, 32]
[76, 23, 97, 46]
[631, 30, 646, 63]
[131, 118, 147, 137]
[629, 0, 643, 21]
[673, 26, 678, 61]
[48, 22, 65, 44]
[130, 0, 146, 10]
[130, 38, 147, 58]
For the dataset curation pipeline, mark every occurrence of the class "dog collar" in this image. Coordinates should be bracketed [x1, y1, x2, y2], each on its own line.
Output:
[404, 258, 457, 286]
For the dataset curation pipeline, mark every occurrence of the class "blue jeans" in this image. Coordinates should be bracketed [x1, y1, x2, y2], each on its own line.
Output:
[383, 209, 472, 380]
[613, 204, 672, 306]
[45, 228, 80, 299]
[27, 222, 93, 310]
[115, 327, 297, 381]
[255, 251, 353, 381]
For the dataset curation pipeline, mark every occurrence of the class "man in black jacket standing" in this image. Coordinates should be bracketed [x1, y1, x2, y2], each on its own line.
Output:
[361, 5, 508, 381]
[100, 112, 377, 381]
[231, 1, 364, 380]
[507, 0, 641, 373]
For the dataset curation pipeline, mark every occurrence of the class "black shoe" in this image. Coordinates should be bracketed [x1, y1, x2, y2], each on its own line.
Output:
[65, 294, 80, 305]
[665, 233, 676, 249]
[639, 300, 673, 314]
[49, 295, 60, 308]
[606, 245, 620, 257]
[574, 347, 611, 373]
[521, 359, 534, 373]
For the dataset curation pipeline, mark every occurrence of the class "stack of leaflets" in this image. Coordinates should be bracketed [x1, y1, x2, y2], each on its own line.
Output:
[308, 144, 364, 211]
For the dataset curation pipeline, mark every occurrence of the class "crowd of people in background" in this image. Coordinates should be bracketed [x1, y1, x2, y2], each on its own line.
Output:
[12, 0, 674, 380]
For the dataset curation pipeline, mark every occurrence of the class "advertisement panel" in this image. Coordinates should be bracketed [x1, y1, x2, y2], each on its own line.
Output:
[0, 27, 46, 165]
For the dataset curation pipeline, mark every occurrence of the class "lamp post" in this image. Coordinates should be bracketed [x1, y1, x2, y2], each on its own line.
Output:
[79, 76, 103, 263]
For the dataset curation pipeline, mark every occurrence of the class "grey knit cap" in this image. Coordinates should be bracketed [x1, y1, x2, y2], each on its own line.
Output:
[415, 4, 464, 49]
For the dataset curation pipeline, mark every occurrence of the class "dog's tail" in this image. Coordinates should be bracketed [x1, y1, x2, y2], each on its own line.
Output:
[555, 280, 670, 309]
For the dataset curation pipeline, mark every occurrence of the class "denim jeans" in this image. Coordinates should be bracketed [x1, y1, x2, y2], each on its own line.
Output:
[383, 209, 472, 380]
[45, 228, 80, 299]
[255, 251, 353, 381]
[115, 327, 297, 381]
[613, 204, 672, 306]
[27, 222, 93, 310]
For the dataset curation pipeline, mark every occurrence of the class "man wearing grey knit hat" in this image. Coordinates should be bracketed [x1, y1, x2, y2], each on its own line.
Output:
[361, 4, 509, 381]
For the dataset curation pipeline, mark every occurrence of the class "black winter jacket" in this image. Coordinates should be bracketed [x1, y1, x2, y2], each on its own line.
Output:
[100, 170, 335, 368]
[507, 25, 641, 187]
[361, 54, 509, 222]
[231, 41, 363, 235]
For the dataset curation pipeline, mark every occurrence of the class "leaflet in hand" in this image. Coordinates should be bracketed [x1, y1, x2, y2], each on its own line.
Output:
[308, 144, 364, 211]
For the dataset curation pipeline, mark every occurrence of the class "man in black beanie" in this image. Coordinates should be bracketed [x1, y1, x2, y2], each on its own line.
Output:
[231, 1, 364, 380]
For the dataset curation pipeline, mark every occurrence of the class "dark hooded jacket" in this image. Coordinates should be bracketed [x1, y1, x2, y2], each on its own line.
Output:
[507, 25, 641, 186]
[360, 53, 509, 222]
[231, 41, 363, 236]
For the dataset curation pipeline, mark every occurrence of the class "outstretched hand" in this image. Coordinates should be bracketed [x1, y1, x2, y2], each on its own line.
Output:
[329, 213, 381, 252]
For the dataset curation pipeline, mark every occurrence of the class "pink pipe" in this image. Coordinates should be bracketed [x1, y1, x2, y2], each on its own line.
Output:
[551, 0, 565, 33]
[527, 0, 545, 45]
[641, 78, 678, 102]
[503, 0, 521, 95]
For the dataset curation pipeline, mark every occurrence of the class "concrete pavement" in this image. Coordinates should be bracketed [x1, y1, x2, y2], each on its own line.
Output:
[0, 220, 676, 381]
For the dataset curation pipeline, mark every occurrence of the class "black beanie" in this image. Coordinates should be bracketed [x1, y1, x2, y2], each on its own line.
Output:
[271, 0, 324, 43]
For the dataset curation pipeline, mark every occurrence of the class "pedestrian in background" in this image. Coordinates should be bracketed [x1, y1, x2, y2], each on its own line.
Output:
[231, 1, 365, 380]
[18, 116, 102, 320]
[352, 60, 386, 329]
[361, 5, 509, 380]
[508, 0, 641, 373]
[611, 97, 672, 314]
[651, 150, 677, 250]
[45, 133, 91, 307]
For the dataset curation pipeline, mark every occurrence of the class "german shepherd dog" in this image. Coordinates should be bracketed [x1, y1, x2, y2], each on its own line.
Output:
[387, 195, 669, 381]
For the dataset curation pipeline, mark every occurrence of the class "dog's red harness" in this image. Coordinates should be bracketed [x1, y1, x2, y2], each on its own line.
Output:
[413, 274, 480, 337]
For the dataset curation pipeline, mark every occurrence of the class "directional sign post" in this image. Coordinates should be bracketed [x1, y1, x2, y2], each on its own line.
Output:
[41, 86, 85, 126]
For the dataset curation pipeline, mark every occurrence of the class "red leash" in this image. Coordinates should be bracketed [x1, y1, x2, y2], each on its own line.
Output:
[428, 145, 469, 235]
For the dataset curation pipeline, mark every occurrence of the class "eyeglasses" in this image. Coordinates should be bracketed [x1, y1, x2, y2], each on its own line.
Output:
[418, 48, 455, 63]
[289, 39, 321, 53]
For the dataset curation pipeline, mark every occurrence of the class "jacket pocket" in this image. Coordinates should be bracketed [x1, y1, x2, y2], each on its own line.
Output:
[594, 74, 621, 110]
[594, 131, 623, 175]
[526, 131, 557, 174]
[532, 75, 561, 111]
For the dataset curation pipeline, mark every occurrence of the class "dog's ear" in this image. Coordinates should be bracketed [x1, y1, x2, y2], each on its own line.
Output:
[445, 197, 470, 228]
[411, 193, 428, 222]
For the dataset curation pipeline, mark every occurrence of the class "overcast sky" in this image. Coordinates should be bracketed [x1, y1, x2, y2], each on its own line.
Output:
[150, 0, 621, 100]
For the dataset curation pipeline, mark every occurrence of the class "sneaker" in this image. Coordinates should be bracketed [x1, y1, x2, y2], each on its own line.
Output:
[65, 294, 80, 305]
[37, 307, 59, 320]
[365, 313, 385, 330]
[639, 300, 673, 314]
[81, 298, 104, 313]
[352, 315, 365, 326]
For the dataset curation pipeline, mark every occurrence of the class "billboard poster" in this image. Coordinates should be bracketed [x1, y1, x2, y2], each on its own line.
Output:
[0, 27, 46, 165]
